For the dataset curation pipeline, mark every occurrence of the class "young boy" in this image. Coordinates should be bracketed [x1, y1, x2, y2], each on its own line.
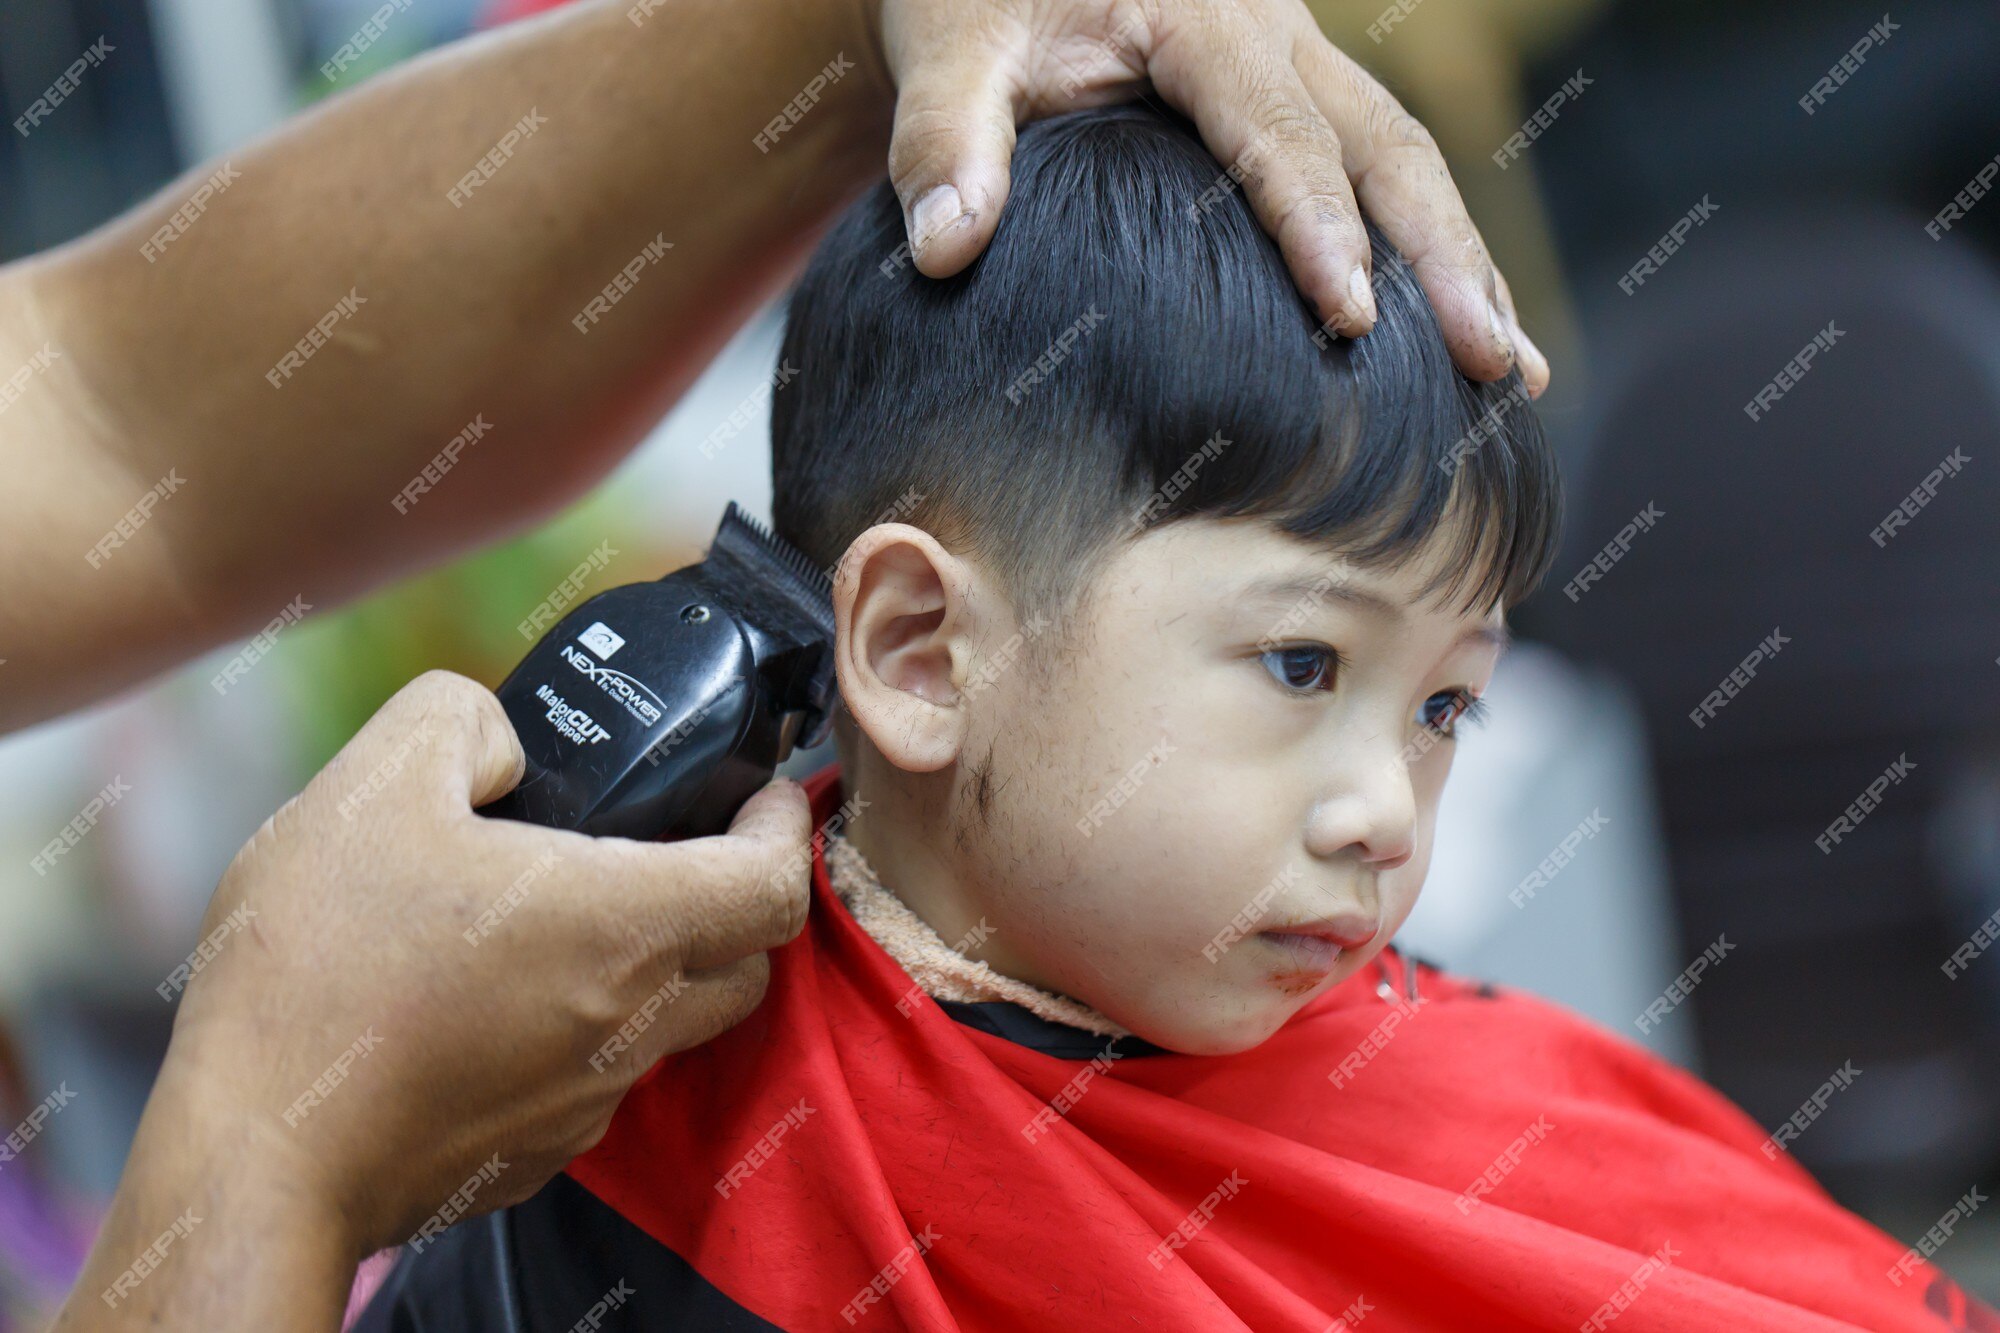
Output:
[357, 106, 1995, 1331]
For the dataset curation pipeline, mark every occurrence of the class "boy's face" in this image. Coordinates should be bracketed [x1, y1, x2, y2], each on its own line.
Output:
[836, 517, 1508, 1055]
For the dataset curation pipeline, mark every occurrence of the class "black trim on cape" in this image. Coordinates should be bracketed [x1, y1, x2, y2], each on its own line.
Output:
[350, 1172, 786, 1333]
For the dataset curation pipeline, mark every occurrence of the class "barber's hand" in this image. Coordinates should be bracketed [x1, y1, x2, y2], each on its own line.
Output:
[873, 0, 1548, 395]
[164, 669, 812, 1255]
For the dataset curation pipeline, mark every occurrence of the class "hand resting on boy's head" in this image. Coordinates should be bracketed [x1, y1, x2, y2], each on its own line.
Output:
[878, 0, 1549, 394]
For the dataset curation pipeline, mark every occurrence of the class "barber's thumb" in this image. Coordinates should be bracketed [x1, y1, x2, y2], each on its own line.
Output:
[722, 776, 812, 847]
[346, 669, 526, 811]
[888, 63, 1015, 277]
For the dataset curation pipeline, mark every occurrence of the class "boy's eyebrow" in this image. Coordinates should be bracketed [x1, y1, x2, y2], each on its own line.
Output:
[1240, 575, 1403, 623]
[1240, 574, 1512, 650]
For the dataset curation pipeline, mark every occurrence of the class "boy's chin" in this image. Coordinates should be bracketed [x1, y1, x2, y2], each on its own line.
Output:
[1118, 999, 1298, 1057]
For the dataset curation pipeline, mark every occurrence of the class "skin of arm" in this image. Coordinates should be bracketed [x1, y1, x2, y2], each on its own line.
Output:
[0, 0, 889, 731]
[54, 1053, 359, 1331]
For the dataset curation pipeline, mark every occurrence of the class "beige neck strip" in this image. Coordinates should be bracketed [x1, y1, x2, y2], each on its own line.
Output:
[825, 833, 1130, 1039]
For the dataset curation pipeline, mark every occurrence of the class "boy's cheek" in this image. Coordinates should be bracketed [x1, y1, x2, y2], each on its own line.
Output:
[1378, 844, 1434, 940]
[1016, 860, 1236, 1006]
[1409, 744, 1457, 805]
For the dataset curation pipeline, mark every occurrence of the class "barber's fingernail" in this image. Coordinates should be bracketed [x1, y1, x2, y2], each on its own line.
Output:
[909, 184, 967, 256]
[1509, 318, 1550, 398]
[1348, 266, 1378, 330]
[1487, 301, 1516, 368]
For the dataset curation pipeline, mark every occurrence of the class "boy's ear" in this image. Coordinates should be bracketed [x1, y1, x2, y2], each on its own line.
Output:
[834, 524, 981, 773]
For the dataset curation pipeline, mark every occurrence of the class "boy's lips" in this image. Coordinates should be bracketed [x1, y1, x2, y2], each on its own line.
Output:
[1255, 913, 1379, 980]
[1256, 931, 1348, 978]
[1264, 913, 1379, 952]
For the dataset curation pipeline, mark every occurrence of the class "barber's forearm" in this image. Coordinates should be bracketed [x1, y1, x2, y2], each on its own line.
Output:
[53, 1059, 356, 1332]
[1, 0, 888, 730]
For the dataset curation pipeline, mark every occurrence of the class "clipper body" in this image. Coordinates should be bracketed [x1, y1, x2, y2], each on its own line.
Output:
[480, 504, 836, 839]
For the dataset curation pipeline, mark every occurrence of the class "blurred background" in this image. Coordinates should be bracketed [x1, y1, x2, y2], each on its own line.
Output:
[2, 0, 1997, 1321]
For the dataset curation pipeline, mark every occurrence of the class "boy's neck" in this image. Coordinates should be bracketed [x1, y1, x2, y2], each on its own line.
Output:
[824, 829, 1129, 1036]
[834, 748, 1056, 995]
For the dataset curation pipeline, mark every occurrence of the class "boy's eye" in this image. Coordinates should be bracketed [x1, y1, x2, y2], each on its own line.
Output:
[1420, 689, 1490, 737]
[1261, 645, 1340, 693]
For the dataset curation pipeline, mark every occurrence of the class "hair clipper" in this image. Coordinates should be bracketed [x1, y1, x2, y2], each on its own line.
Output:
[479, 503, 837, 839]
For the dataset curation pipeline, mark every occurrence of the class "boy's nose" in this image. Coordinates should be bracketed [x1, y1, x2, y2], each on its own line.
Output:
[1362, 842, 1414, 872]
[1306, 739, 1418, 869]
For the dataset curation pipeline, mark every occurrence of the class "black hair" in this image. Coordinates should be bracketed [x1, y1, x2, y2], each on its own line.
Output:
[771, 103, 1559, 618]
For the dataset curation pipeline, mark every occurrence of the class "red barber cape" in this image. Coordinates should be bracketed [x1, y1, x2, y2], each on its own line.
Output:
[564, 769, 1995, 1331]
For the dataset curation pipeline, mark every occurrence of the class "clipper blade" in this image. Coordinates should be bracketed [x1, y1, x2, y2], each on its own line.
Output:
[707, 502, 835, 644]
[698, 502, 838, 750]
